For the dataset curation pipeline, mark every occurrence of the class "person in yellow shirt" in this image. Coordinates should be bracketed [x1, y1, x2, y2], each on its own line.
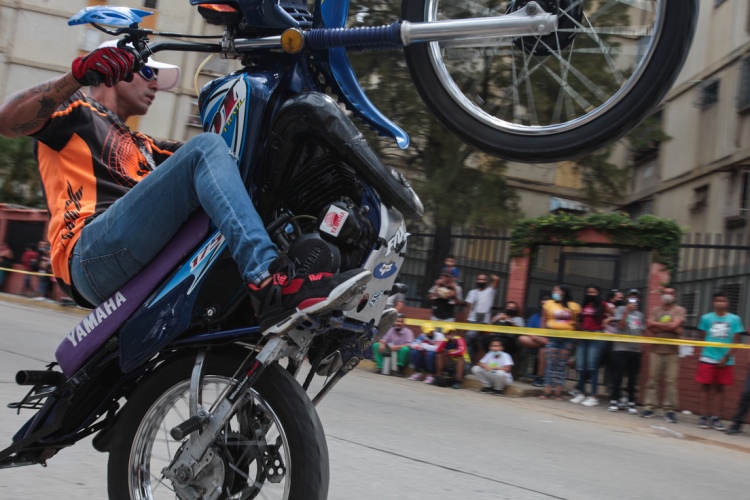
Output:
[540, 284, 580, 400]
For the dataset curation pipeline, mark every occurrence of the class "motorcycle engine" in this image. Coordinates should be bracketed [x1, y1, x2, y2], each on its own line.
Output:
[263, 153, 375, 273]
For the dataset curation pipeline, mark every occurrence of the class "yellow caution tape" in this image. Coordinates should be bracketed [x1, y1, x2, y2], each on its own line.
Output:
[403, 318, 750, 350]
[0, 266, 54, 277]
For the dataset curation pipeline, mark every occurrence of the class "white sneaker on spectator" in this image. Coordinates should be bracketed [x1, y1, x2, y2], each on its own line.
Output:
[608, 400, 619, 412]
[570, 393, 586, 404]
[582, 397, 599, 407]
[408, 373, 424, 381]
[618, 397, 628, 410]
[627, 402, 639, 415]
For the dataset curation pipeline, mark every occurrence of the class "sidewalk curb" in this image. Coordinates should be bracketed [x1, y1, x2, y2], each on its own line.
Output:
[0, 292, 88, 316]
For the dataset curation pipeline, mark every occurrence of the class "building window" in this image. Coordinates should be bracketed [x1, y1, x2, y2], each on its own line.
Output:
[724, 167, 750, 228]
[144, 0, 158, 9]
[689, 184, 709, 212]
[694, 79, 720, 109]
[738, 57, 750, 113]
[681, 291, 698, 329]
[722, 283, 741, 315]
[188, 100, 202, 128]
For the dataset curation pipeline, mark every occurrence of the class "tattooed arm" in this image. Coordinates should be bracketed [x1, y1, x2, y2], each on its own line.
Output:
[0, 73, 82, 138]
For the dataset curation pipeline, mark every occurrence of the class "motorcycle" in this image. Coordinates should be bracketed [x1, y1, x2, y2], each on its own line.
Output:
[0, 0, 697, 498]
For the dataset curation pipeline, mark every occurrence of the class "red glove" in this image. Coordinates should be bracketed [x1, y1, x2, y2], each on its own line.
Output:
[71, 47, 136, 87]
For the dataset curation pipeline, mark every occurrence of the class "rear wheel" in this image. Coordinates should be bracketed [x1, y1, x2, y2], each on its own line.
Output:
[402, 0, 698, 163]
[107, 355, 328, 499]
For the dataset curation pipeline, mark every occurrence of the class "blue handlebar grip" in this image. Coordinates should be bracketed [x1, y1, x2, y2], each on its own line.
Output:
[306, 22, 402, 51]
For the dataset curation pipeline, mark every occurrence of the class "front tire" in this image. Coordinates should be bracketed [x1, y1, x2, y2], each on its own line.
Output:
[107, 354, 329, 499]
[402, 0, 698, 163]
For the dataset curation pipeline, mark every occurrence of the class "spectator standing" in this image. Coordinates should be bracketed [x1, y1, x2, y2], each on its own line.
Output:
[436, 330, 467, 389]
[472, 337, 514, 395]
[427, 272, 463, 322]
[726, 365, 750, 435]
[643, 286, 686, 422]
[20, 245, 39, 297]
[464, 273, 500, 363]
[607, 291, 643, 414]
[540, 285, 580, 400]
[372, 315, 414, 376]
[409, 323, 445, 384]
[695, 291, 744, 431]
[0, 244, 13, 291]
[571, 285, 609, 407]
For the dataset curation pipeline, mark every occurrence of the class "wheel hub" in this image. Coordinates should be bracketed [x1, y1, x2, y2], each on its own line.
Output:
[509, 0, 584, 55]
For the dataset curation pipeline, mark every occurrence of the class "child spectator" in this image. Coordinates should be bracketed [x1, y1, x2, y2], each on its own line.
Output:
[409, 323, 445, 384]
[436, 330, 467, 389]
[695, 291, 744, 431]
[372, 314, 414, 376]
[471, 336, 514, 395]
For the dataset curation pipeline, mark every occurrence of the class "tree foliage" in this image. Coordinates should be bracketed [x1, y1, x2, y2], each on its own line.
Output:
[345, 0, 522, 228]
[0, 135, 44, 208]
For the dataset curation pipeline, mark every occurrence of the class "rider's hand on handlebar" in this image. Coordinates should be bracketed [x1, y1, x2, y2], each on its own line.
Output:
[71, 47, 137, 87]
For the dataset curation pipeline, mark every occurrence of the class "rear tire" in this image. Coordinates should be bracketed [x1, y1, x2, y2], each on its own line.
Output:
[107, 354, 328, 499]
[402, 0, 698, 163]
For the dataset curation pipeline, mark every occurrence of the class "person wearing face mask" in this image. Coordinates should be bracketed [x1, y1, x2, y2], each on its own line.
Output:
[607, 290, 643, 414]
[540, 284, 580, 400]
[408, 323, 446, 384]
[463, 273, 500, 364]
[490, 301, 525, 363]
[643, 286, 686, 422]
[570, 285, 610, 407]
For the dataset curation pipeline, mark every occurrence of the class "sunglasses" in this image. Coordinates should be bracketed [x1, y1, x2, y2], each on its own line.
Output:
[138, 66, 159, 82]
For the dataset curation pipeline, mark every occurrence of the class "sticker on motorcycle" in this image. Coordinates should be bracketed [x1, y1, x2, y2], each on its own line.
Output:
[374, 262, 398, 280]
[385, 221, 409, 256]
[369, 291, 384, 308]
[320, 207, 349, 237]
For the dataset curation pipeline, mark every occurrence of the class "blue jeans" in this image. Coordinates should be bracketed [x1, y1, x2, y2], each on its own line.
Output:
[576, 339, 604, 395]
[70, 133, 278, 305]
[411, 350, 436, 373]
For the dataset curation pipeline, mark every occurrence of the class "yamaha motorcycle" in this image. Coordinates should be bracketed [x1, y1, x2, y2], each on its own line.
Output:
[0, 0, 697, 498]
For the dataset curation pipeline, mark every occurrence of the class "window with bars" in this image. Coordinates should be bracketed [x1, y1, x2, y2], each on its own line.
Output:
[144, 0, 158, 9]
[721, 283, 742, 315]
[738, 57, 750, 113]
[695, 79, 720, 109]
[681, 291, 698, 330]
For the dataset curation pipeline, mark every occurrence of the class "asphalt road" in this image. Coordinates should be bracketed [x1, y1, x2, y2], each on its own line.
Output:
[0, 300, 747, 499]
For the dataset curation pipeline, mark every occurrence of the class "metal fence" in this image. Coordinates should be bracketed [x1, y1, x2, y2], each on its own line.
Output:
[401, 227, 750, 324]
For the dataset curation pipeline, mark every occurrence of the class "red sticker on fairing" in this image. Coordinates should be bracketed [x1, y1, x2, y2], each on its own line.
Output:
[320, 208, 349, 237]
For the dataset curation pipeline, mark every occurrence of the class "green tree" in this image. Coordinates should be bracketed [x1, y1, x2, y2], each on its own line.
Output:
[0, 135, 44, 208]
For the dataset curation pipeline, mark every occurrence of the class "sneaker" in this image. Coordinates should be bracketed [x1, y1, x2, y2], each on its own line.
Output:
[481, 387, 493, 394]
[607, 400, 619, 412]
[663, 411, 679, 424]
[697, 415, 709, 429]
[451, 383, 463, 390]
[570, 393, 586, 404]
[532, 377, 544, 387]
[424, 375, 435, 384]
[408, 373, 424, 381]
[581, 397, 599, 407]
[627, 403, 639, 415]
[247, 256, 371, 334]
[711, 417, 726, 431]
[641, 410, 655, 419]
[618, 397, 629, 410]
[726, 424, 742, 435]
[493, 389, 504, 396]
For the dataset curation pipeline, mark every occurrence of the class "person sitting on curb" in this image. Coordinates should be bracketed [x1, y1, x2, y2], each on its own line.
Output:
[436, 329, 467, 389]
[408, 323, 445, 384]
[471, 336, 514, 395]
[372, 314, 414, 376]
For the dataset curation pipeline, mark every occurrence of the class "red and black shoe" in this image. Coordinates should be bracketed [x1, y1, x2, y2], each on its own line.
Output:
[248, 256, 371, 334]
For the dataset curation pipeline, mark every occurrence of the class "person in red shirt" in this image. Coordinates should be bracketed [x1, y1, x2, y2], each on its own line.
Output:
[570, 285, 611, 407]
[436, 330, 467, 389]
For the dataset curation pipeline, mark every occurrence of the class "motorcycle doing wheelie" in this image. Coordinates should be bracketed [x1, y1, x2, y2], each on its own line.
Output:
[0, 0, 697, 498]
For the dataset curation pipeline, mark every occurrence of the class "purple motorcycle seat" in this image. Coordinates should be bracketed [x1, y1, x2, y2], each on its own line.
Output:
[55, 211, 210, 377]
